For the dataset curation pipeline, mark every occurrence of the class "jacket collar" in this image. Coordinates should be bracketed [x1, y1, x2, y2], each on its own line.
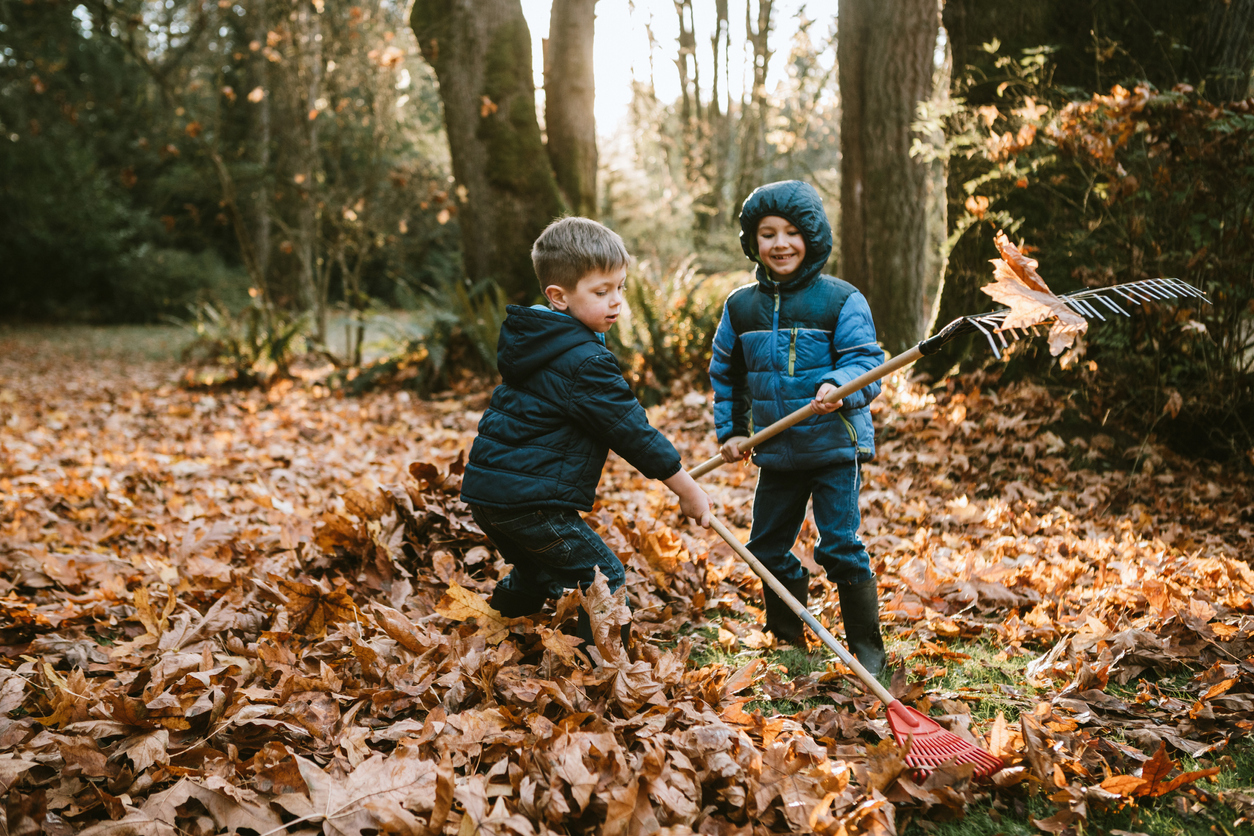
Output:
[754, 265, 821, 295]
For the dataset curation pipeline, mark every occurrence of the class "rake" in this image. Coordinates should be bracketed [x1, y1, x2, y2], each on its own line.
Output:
[689, 276, 1209, 479]
[707, 516, 1004, 778]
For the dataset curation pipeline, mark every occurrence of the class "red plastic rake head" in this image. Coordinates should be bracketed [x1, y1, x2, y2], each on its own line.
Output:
[886, 701, 1003, 779]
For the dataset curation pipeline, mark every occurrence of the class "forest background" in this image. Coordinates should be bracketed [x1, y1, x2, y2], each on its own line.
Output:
[2, 1, 1254, 835]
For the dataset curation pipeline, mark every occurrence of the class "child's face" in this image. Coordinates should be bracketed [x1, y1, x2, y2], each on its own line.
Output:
[756, 215, 806, 280]
[545, 265, 628, 333]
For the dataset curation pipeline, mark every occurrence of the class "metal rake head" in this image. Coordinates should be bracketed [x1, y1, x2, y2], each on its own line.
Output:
[966, 277, 1210, 359]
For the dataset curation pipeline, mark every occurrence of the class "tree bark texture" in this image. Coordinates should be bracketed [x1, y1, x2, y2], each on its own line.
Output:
[545, 0, 598, 217]
[838, 0, 940, 355]
[1192, 0, 1254, 101]
[411, 0, 565, 304]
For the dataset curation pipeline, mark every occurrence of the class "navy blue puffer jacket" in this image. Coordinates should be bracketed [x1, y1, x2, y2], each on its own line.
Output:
[461, 305, 683, 511]
[709, 180, 885, 469]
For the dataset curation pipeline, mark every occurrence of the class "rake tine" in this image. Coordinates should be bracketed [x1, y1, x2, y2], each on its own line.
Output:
[970, 317, 1002, 358]
[1090, 292, 1130, 316]
[1111, 286, 1143, 305]
[1082, 298, 1107, 320]
[1132, 282, 1164, 301]
[1139, 280, 1172, 300]
[1066, 298, 1102, 320]
[1159, 277, 1200, 301]
[1173, 278, 1210, 301]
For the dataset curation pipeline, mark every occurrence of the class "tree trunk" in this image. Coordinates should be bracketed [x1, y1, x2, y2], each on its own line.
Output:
[1193, 0, 1254, 101]
[838, 0, 940, 355]
[250, 0, 273, 300]
[411, 0, 566, 304]
[545, 0, 598, 217]
[735, 0, 773, 212]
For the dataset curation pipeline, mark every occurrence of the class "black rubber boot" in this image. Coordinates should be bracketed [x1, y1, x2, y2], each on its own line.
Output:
[763, 574, 810, 644]
[489, 584, 548, 618]
[837, 576, 887, 676]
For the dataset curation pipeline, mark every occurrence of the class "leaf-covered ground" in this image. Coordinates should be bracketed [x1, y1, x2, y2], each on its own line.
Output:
[2, 327, 1253, 836]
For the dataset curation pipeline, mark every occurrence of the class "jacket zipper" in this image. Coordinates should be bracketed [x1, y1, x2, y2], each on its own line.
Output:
[839, 413, 858, 447]
[788, 327, 797, 375]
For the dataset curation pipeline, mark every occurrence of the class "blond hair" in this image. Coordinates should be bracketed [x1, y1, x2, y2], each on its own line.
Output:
[531, 216, 630, 292]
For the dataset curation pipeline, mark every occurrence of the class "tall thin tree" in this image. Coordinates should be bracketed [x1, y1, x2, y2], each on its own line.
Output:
[545, 0, 598, 217]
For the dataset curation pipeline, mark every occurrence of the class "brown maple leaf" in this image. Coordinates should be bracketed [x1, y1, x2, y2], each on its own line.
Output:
[435, 581, 510, 644]
[982, 231, 1088, 355]
[273, 576, 359, 637]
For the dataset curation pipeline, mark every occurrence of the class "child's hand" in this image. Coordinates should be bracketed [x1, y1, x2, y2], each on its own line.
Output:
[663, 469, 712, 528]
[678, 486, 712, 528]
[720, 436, 751, 463]
[811, 383, 843, 415]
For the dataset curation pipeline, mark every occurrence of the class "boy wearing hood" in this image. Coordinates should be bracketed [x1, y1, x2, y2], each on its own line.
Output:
[461, 217, 711, 645]
[709, 180, 888, 674]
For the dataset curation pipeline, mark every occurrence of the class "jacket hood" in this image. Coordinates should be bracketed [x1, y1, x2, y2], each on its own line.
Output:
[738, 180, 834, 290]
[496, 305, 600, 383]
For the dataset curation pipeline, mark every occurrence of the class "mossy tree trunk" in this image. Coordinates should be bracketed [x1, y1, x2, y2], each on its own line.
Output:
[545, 0, 598, 218]
[838, 0, 941, 355]
[411, 0, 566, 304]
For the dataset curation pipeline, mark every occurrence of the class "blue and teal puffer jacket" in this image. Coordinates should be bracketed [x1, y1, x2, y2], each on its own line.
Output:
[461, 305, 683, 511]
[709, 180, 885, 470]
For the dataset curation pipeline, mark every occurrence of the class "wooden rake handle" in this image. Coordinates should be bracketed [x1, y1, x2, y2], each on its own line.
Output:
[707, 516, 895, 706]
[688, 346, 924, 479]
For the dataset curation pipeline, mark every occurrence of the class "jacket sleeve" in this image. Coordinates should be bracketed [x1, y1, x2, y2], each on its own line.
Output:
[567, 353, 683, 481]
[820, 291, 885, 411]
[709, 303, 751, 443]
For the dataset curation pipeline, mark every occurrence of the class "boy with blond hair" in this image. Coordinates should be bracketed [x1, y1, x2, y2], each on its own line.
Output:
[461, 217, 711, 644]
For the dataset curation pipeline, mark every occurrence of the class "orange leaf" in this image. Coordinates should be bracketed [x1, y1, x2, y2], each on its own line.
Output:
[1100, 774, 1147, 797]
[1140, 740, 1175, 793]
[1201, 678, 1236, 701]
[1152, 767, 1221, 797]
[982, 231, 1088, 355]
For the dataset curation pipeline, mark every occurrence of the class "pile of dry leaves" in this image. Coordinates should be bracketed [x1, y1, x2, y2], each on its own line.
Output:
[0, 331, 1251, 836]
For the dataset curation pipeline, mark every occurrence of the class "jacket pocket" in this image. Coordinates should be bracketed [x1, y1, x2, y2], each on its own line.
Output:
[788, 327, 797, 375]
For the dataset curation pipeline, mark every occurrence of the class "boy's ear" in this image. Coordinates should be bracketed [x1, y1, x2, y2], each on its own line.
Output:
[544, 284, 568, 310]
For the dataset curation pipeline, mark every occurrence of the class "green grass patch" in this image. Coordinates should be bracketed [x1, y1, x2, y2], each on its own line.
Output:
[0, 323, 191, 362]
[890, 636, 1042, 723]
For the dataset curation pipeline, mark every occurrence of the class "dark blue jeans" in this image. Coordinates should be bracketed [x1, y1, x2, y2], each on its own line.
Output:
[747, 461, 873, 586]
[469, 505, 625, 601]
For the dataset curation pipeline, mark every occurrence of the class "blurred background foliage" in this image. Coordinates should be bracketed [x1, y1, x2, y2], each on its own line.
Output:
[2, 0, 1252, 464]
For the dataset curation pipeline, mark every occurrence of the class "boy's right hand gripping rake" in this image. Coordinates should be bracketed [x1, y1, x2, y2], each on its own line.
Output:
[707, 516, 1004, 778]
[690, 233, 1209, 479]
